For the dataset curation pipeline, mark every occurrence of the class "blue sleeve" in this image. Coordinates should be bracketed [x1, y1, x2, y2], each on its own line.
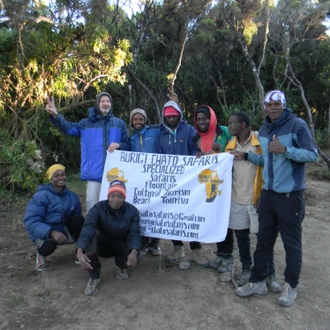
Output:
[72, 194, 83, 217]
[76, 205, 99, 251]
[50, 114, 87, 137]
[248, 152, 264, 166]
[127, 207, 141, 252]
[285, 123, 318, 163]
[188, 126, 199, 156]
[24, 194, 52, 241]
[118, 120, 130, 150]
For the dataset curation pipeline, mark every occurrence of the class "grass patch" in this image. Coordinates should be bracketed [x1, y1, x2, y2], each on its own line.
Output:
[65, 172, 86, 196]
[306, 166, 330, 181]
[34, 278, 57, 301]
[5, 289, 25, 310]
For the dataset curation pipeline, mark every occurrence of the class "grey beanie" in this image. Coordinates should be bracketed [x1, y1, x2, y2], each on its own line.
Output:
[95, 92, 113, 115]
[130, 108, 147, 128]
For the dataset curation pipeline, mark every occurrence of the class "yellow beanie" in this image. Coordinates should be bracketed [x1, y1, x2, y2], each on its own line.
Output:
[45, 164, 65, 180]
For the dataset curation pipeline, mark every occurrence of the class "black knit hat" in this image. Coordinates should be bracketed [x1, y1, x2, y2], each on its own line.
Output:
[196, 107, 210, 119]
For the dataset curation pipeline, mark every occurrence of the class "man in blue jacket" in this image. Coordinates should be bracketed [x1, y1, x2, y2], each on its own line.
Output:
[129, 108, 161, 256]
[46, 93, 129, 212]
[233, 90, 318, 307]
[156, 100, 208, 268]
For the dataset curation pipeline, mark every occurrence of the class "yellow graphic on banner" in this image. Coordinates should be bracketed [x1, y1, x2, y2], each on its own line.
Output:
[198, 169, 224, 203]
[106, 167, 128, 183]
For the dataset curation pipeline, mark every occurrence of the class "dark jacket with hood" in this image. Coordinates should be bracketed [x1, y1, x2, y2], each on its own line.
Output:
[76, 200, 141, 253]
[24, 183, 82, 242]
[247, 108, 318, 193]
[156, 101, 198, 156]
[50, 92, 129, 182]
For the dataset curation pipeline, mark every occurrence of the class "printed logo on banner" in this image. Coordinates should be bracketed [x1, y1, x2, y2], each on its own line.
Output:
[106, 167, 128, 183]
[198, 169, 224, 203]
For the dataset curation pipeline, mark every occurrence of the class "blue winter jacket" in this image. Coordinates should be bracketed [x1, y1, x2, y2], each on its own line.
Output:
[248, 108, 318, 193]
[156, 101, 199, 156]
[76, 200, 141, 253]
[24, 184, 82, 242]
[130, 125, 160, 153]
[50, 107, 129, 182]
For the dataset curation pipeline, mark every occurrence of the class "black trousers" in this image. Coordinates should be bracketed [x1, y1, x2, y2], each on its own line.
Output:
[250, 190, 305, 288]
[37, 215, 85, 257]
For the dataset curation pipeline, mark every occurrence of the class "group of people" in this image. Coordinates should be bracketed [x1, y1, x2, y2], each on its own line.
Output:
[23, 89, 318, 307]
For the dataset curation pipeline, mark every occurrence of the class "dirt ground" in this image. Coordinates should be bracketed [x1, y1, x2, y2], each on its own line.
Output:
[1, 163, 330, 330]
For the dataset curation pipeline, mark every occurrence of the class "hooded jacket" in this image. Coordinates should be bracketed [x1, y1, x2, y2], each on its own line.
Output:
[247, 108, 318, 193]
[194, 105, 231, 153]
[129, 108, 160, 153]
[156, 101, 198, 156]
[226, 133, 263, 205]
[76, 200, 141, 253]
[130, 125, 160, 153]
[50, 93, 129, 182]
[24, 184, 82, 242]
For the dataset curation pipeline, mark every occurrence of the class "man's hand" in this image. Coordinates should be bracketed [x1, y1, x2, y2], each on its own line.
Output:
[230, 150, 245, 160]
[45, 96, 58, 118]
[167, 87, 179, 103]
[269, 135, 286, 154]
[212, 142, 222, 153]
[254, 198, 261, 214]
[127, 249, 138, 267]
[196, 151, 206, 159]
[108, 142, 120, 152]
[76, 248, 93, 270]
[50, 230, 68, 245]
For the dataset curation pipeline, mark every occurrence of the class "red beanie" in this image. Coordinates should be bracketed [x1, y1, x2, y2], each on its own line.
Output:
[164, 106, 180, 117]
[107, 180, 126, 199]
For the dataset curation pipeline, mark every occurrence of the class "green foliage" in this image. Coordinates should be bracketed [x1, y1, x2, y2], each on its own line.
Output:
[0, 130, 46, 195]
[242, 20, 257, 45]
[314, 129, 330, 149]
[1, 0, 330, 198]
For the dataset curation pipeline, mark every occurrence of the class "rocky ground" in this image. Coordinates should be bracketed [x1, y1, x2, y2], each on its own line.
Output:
[0, 164, 329, 330]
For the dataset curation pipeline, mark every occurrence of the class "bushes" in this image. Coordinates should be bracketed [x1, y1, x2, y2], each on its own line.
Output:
[0, 131, 46, 203]
[314, 129, 330, 149]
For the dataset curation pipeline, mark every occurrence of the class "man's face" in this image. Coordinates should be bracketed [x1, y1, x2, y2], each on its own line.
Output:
[165, 116, 180, 129]
[265, 101, 284, 122]
[196, 113, 210, 133]
[99, 95, 111, 115]
[50, 170, 66, 189]
[108, 192, 125, 210]
[132, 113, 146, 130]
[228, 116, 243, 136]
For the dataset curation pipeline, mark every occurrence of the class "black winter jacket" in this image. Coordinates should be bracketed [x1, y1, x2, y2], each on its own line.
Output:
[77, 201, 141, 253]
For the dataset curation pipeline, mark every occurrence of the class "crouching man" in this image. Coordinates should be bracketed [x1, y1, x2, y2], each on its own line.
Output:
[76, 180, 141, 295]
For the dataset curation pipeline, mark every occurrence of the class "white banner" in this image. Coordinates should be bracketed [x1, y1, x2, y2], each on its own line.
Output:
[100, 151, 234, 243]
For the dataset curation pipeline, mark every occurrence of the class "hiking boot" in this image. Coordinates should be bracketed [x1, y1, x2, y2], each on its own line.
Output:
[84, 278, 101, 295]
[140, 244, 150, 256]
[209, 256, 223, 270]
[217, 258, 235, 273]
[115, 266, 128, 280]
[278, 282, 297, 307]
[235, 281, 268, 297]
[235, 269, 251, 287]
[165, 245, 184, 263]
[150, 245, 162, 256]
[191, 249, 209, 268]
[266, 273, 281, 293]
[36, 252, 46, 271]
